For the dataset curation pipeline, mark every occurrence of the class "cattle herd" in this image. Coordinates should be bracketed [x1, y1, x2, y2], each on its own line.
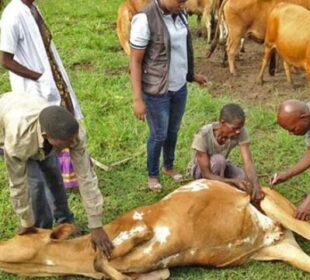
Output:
[117, 0, 310, 90]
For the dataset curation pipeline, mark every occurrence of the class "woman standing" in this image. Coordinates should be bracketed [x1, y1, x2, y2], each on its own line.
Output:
[130, 0, 208, 191]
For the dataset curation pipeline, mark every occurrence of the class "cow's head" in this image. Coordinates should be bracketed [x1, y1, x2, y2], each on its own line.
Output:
[0, 224, 79, 277]
[0, 223, 75, 263]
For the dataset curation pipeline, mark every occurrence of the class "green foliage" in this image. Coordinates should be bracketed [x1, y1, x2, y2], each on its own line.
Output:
[0, 0, 309, 279]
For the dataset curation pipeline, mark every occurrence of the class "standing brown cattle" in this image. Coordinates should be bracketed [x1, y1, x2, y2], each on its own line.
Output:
[183, 0, 218, 43]
[211, 0, 310, 75]
[116, 0, 151, 55]
[0, 179, 310, 279]
[116, 0, 219, 55]
[257, 3, 310, 88]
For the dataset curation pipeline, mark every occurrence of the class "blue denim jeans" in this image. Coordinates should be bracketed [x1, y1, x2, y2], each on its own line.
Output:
[27, 155, 74, 228]
[144, 84, 187, 177]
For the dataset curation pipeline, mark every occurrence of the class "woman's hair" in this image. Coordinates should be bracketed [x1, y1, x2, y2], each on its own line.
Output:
[39, 106, 79, 140]
[219, 103, 245, 123]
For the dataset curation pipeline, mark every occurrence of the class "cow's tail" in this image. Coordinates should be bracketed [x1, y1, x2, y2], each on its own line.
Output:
[207, 0, 229, 58]
[268, 48, 276, 76]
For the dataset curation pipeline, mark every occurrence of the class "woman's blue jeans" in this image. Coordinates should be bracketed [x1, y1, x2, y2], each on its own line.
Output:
[144, 84, 187, 177]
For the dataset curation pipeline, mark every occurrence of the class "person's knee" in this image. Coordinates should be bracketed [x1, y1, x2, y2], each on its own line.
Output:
[151, 131, 168, 143]
[192, 165, 203, 179]
[236, 168, 245, 179]
[167, 125, 181, 136]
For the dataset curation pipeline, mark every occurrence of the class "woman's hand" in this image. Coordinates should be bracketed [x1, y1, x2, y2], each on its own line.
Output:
[194, 73, 208, 86]
[133, 98, 147, 121]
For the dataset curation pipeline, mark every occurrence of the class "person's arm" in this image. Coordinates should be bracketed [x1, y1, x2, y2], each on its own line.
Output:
[69, 127, 113, 258]
[130, 48, 146, 121]
[0, 14, 41, 80]
[240, 143, 264, 202]
[3, 149, 36, 231]
[0, 51, 42, 80]
[185, 19, 208, 87]
[196, 150, 220, 180]
[271, 147, 310, 185]
[196, 150, 250, 191]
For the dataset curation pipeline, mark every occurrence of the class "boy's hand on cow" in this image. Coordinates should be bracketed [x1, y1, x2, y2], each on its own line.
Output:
[231, 180, 264, 203]
[251, 184, 265, 203]
[270, 171, 289, 186]
[194, 73, 208, 87]
[231, 178, 252, 193]
[91, 228, 114, 259]
[295, 194, 310, 221]
[133, 98, 147, 121]
[17, 226, 37, 235]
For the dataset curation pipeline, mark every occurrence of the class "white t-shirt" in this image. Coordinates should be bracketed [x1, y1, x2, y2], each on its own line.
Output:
[0, 0, 82, 120]
[130, 2, 188, 92]
[191, 122, 251, 158]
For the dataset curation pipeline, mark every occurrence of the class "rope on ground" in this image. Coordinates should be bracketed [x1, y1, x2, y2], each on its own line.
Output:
[91, 145, 145, 171]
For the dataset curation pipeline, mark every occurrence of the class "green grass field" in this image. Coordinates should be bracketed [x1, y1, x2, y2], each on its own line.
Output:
[0, 0, 309, 279]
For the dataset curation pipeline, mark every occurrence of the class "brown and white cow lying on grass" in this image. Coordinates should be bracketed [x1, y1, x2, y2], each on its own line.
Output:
[0, 179, 310, 279]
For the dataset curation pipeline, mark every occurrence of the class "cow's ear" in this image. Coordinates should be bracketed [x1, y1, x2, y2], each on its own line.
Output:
[50, 224, 76, 240]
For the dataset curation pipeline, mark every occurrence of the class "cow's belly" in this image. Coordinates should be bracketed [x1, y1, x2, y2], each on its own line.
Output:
[109, 203, 282, 273]
[273, 16, 310, 67]
[168, 204, 283, 268]
[276, 40, 309, 68]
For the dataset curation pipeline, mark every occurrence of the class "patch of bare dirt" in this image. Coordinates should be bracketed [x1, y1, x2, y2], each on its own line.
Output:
[104, 66, 129, 76]
[195, 39, 309, 105]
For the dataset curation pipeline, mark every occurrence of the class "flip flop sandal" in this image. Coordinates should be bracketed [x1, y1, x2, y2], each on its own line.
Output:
[148, 182, 162, 192]
[162, 168, 183, 182]
[170, 173, 183, 182]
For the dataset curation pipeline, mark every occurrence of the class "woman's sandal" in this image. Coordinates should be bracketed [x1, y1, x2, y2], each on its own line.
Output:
[161, 167, 183, 182]
[148, 178, 162, 192]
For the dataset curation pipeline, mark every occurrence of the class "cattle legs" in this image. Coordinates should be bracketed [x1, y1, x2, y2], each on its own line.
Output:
[103, 221, 153, 259]
[226, 30, 243, 75]
[261, 187, 310, 240]
[202, 7, 212, 44]
[306, 63, 310, 90]
[94, 221, 154, 279]
[283, 61, 294, 86]
[252, 231, 310, 273]
[257, 46, 274, 85]
[132, 269, 170, 280]
[94, 251, 132, 280]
